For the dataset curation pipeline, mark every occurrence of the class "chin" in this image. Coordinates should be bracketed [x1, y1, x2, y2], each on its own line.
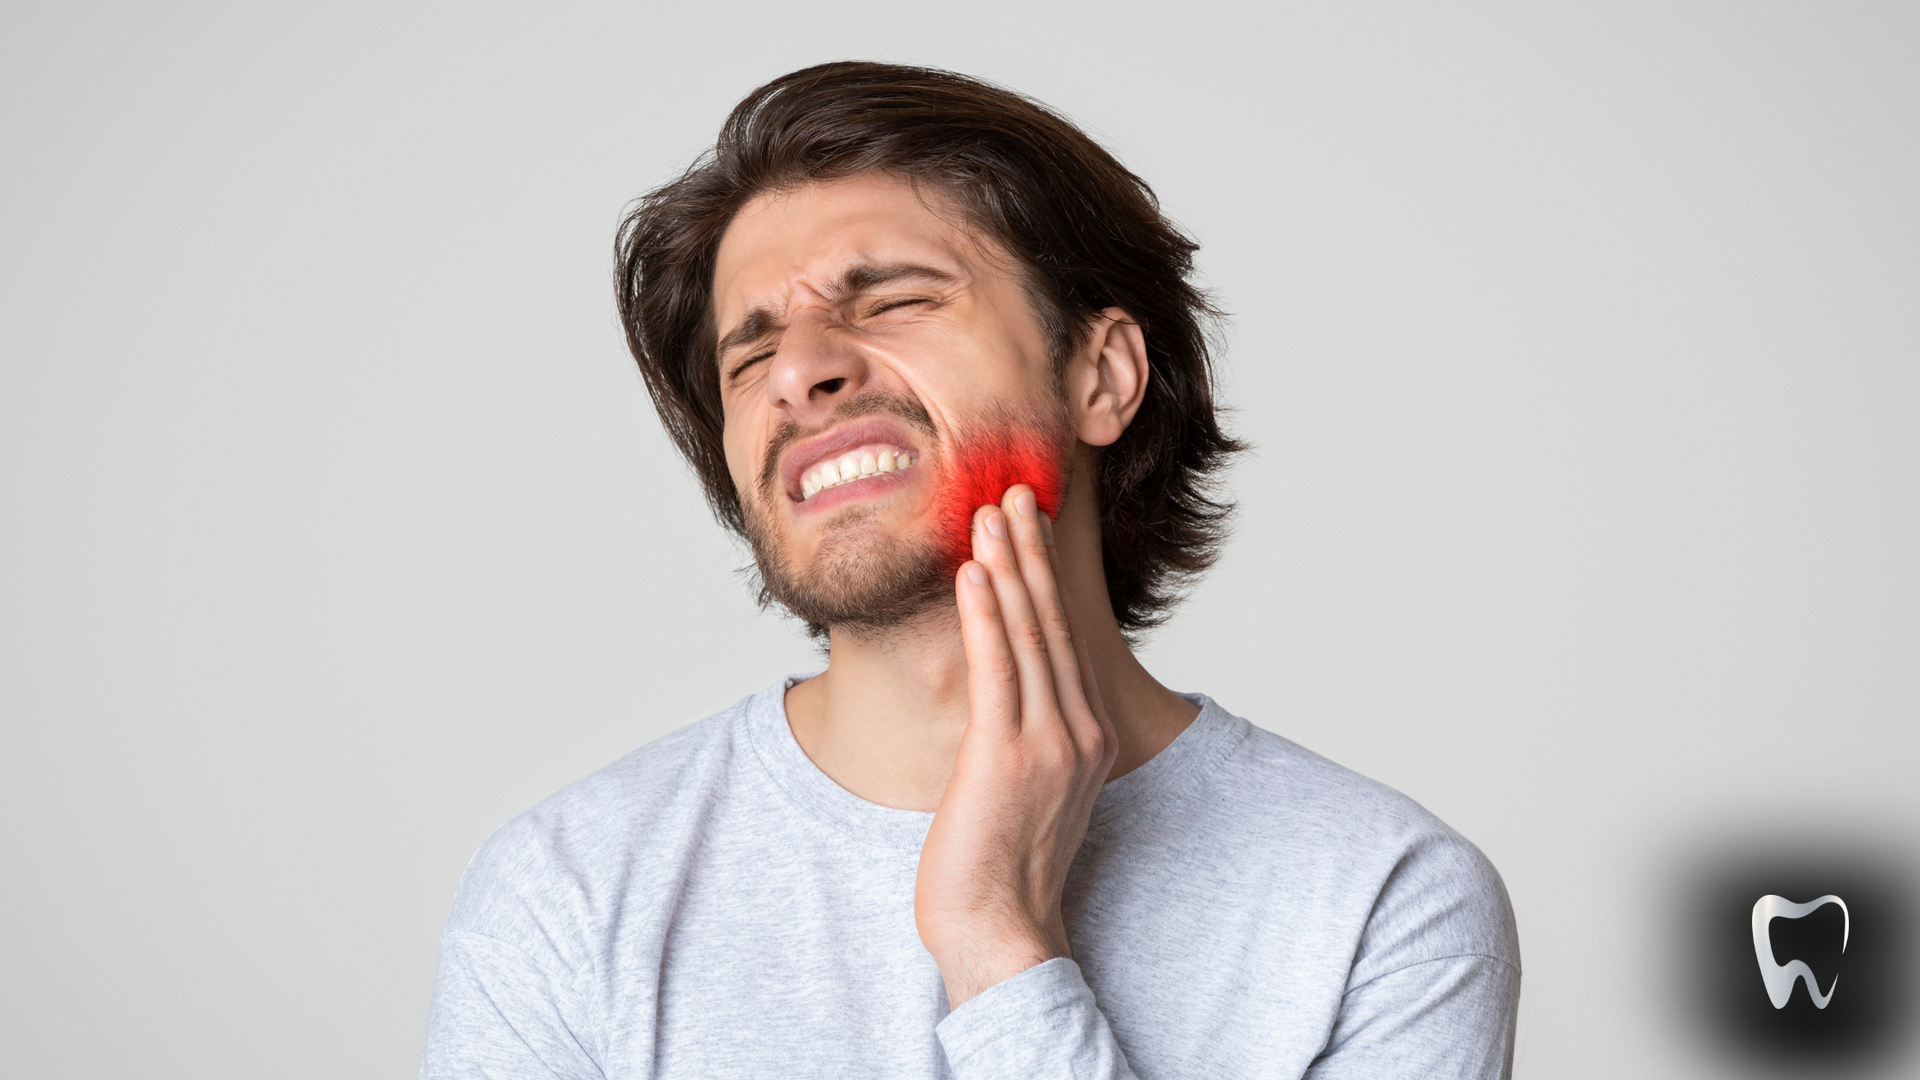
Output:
[750, 510, 956, 635]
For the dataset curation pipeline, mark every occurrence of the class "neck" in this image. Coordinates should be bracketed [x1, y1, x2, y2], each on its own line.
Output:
[783, 445, 1199, 812]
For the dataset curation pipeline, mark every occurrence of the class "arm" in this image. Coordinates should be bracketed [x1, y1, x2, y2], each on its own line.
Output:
[1310, 830, 1522, 1079]
[420, 929, 604, 1080]
[914, 484, 1136, 1079]
[1306, 954, 1519, 1079]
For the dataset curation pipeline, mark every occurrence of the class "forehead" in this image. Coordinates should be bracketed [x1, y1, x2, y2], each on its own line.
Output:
[711, 174, 987, 321]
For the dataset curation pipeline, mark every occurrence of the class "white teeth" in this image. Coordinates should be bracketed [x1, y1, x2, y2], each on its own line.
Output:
[799, 443, 917, 500]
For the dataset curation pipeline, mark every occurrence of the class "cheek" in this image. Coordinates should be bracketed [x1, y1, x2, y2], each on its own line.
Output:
[723, 432, 765, 504]
[936, 430, 1069, 562]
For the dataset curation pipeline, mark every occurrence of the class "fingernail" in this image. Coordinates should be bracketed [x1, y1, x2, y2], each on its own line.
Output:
[965, 563, 987, 586]
[986, 511, 1007, 540]
[1014, 490, 1036, 518]
[1039, 512, 1055, 545]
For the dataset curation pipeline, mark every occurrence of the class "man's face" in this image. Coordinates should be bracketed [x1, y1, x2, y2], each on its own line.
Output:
[711, 173, 1072, 634]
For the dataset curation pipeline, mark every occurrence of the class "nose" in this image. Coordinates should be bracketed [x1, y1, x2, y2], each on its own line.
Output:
[765, 307, 868, 420]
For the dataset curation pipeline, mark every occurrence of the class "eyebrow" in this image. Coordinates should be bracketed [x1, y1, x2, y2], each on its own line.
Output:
[715, 261, 958, 361]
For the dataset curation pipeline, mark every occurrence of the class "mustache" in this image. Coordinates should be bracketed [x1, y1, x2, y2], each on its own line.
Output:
[756, 391, 939, 501]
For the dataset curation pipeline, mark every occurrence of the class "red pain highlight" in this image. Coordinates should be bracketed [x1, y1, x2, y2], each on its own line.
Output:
[936, 430, 1069, 565]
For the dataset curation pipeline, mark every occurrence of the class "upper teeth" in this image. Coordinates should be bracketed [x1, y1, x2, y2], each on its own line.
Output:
[800, 444, 916, 500]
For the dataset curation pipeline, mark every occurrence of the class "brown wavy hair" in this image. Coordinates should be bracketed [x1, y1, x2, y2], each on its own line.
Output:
[614, 61, 1243, 636]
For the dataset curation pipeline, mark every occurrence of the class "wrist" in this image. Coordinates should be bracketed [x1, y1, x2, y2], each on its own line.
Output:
[936, 932, 1066, 1009]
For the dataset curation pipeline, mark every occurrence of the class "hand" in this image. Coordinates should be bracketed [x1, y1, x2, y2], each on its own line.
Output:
[914, 484, 1120, 1009]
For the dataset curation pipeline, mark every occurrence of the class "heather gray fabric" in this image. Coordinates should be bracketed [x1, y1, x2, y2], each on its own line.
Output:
[421, 679, 1520, 1079]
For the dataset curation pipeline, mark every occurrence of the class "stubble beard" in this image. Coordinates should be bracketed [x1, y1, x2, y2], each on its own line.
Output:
[740, 392, 954, 639]
[739, 391, 1072, 640]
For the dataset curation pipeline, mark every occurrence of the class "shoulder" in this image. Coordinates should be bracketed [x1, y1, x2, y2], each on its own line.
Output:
[1198, 703, 1520, 978]
[1202, 712, 1466, 855]
[443, 685, 774, 948]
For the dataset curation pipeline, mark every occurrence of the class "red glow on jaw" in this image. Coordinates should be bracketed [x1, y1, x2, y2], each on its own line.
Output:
[936, 430, 1069, 564]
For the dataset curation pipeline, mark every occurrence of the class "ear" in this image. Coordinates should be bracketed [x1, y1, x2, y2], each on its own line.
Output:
[1064, 308, 1150, 448]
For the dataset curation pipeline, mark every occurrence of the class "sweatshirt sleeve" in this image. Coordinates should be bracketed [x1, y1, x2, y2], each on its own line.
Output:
[419, 930, 605, 1080]
[934, 958, 1138, 1079]
[1305, 953, 1519, 1079]
[1305, 824, 1522, 1079]
[419, 809, 608, 1080]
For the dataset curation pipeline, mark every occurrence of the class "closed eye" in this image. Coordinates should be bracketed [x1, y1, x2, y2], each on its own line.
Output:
[725, 298, 932, 383]
[865, 297, 932, 318]
[727, 349, 775, 383]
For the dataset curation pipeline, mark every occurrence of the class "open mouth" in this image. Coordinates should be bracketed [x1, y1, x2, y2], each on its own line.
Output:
[779, 416, 928, 506]
[799, 444, 918, 500]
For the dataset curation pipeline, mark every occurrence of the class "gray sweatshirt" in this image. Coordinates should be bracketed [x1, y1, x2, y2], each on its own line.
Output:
[421, 679, 1520, 1078]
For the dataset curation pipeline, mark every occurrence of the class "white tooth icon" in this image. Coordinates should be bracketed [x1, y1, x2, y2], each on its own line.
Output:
[1751, 893, 1849, 1009]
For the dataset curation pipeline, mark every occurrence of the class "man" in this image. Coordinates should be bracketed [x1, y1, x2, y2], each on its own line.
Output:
[422, 62, 1519, 1079]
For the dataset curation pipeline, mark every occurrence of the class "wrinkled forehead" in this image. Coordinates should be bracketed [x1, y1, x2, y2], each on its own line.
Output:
[710, 175, 1005, 328]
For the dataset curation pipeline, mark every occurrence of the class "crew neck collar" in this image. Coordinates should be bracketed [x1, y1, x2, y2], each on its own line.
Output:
[743, 674, 1248, 852]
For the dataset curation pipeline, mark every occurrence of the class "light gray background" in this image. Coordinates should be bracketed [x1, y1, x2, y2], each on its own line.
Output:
[3, 2, 1915, 1077]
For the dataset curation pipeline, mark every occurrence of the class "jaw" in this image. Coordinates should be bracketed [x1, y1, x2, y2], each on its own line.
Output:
[929, 426, 1071, 562]
[763, 418, 1073, 575]
[738, 401, 1075, 633]
[744, 485, 955, 634]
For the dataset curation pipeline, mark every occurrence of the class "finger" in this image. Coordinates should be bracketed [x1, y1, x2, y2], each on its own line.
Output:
[1029, 501, 1113, 768]
[972, 500, 1064, 733]
[1036, 508, 1113, 733]
[1000, 487, 1094, 733]
[1067, 601, 1118, 767]
[954, 558, 1020, 738]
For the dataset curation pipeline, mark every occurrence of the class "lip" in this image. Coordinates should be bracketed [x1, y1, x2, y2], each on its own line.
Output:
[778, 416, 926, 504]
